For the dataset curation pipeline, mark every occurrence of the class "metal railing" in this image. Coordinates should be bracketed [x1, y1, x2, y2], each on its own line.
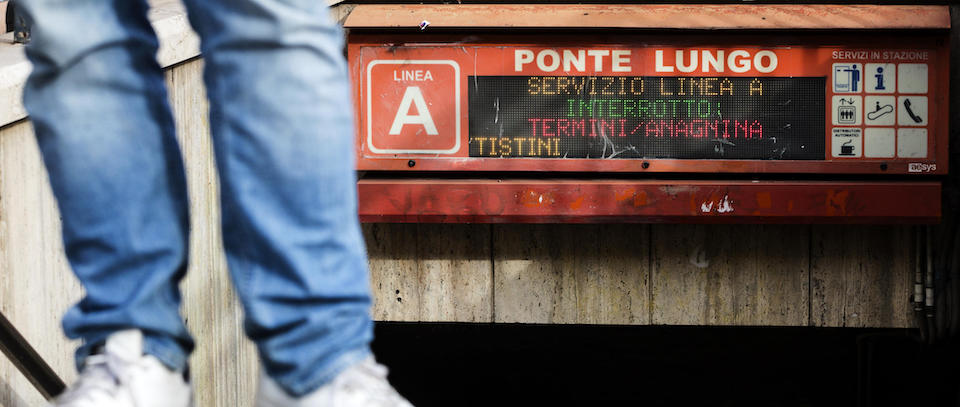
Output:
[0, 311, 65, 400]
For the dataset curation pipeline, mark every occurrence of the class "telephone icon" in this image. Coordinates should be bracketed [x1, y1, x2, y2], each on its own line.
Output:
[904, 98, 923, 123]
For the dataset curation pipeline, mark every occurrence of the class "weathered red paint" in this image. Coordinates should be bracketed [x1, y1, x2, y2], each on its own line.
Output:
[344, 5, 950, 31]
[357, 180, 941, 224]
[349, 32, 950, 175]
[347, 5, 948, 224]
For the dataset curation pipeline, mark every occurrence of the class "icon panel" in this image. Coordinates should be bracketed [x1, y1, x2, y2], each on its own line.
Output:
[865, 63, 895, 94]
[831, 59, 931, 163]
[832, 96, 862, 125]
[832, 128, 862, 158]
[897, 128, 927, 158]
[864, 128, 895, 158]
[833, 63, 863, 93]
[897, 63, 928, 94]
[897, 96, 927, 127]
[864, 96, 895, 126]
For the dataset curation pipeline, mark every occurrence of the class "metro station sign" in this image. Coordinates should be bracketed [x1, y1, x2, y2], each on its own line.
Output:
[345, 4, 947, 223]
[350, 35, 948, 175]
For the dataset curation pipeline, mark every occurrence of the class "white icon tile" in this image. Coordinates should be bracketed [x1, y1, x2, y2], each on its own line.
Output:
[865, 63, 895, 94]
[832, 128, 862, 158]
[897, 128, 927, 158]
[833, 63, 863, 93]
[897, 96, 927, 126]
[864, 96, 896, 126]
[897, 63, 928, 94]
[864, 128, 895, 158]
[832, 95, 861, 125]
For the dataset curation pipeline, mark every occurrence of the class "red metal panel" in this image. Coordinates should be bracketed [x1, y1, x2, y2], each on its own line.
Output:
[343, 5, 951, 30]
[347, 5, 948, 224]
[349, 33, 950, 175]
[357, 180, 941, 224]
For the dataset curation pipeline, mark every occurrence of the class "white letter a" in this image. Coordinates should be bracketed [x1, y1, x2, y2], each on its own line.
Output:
[389, 86, 438, 135]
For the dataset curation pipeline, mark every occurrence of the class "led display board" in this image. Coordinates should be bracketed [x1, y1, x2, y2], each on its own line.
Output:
[468, 76, 825, 160]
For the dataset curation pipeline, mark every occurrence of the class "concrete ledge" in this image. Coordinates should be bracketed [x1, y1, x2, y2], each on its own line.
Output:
[152, 0, 202, 70]
[0, 0, 201, 128]
[0, 34, 31, 127]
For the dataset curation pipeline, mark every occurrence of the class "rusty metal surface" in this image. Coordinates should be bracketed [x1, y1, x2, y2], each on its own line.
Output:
[344, 5, 950, 30]
[357, 180, 941, 223]
[347, 4, 949, 224]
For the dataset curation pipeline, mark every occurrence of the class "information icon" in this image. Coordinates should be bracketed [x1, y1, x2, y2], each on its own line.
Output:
[865, 63, 895, 93]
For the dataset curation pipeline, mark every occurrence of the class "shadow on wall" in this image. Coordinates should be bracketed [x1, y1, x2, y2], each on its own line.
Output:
[372, 323, 960, 407]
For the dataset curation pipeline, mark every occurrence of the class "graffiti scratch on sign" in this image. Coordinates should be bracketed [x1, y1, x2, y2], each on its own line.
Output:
[701, 194, 734, 214]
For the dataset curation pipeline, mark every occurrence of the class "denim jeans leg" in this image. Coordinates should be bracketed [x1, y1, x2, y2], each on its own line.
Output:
[19, 0, 193, 370]
[180, 0, 373, 396]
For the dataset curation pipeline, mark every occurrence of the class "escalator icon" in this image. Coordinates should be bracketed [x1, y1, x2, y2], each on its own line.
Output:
[867, 102, 894, 121]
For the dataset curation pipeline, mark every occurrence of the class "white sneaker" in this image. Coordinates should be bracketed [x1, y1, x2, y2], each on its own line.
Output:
[51, 330, 192, 407]
[256, 356, 414, 407]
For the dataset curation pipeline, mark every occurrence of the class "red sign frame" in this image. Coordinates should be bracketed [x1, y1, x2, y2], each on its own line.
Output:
[349, 32, 949, 175]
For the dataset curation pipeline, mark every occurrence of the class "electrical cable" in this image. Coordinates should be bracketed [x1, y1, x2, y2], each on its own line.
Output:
[935, 222, 949, 342]
[926, 225, 936, 345]
[915, 225, 928, 344]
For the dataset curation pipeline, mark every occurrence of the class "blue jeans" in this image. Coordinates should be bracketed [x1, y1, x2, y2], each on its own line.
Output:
[19, 0, 372, 396]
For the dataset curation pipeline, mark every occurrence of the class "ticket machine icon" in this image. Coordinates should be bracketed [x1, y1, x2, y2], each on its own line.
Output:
[834, 64, 861, 92]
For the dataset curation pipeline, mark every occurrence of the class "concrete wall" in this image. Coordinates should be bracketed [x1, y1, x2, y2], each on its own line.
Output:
[0, 3, 921, 406]
[368, 223, 913, 326]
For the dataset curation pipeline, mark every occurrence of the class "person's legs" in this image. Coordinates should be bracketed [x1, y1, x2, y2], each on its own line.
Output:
[179, 0, 374, 397]
[19, 0, 192, 371]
